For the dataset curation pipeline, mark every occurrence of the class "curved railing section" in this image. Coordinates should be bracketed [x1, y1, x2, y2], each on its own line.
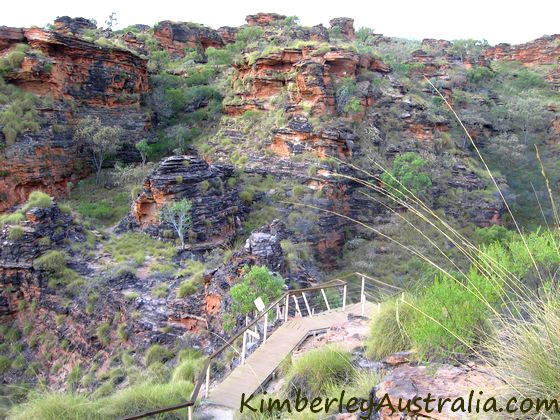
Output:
[123, 272, 401, 419]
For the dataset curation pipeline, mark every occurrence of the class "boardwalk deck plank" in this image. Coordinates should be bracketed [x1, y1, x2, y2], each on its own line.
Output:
[208, 302, 374, 409]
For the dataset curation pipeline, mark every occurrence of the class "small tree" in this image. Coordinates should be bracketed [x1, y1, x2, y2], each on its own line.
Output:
[225, 266, 284, 330]
[159, 199, 192, 249]
[135, 139, 150, 166]
[73, 116, 124, 185]
[105, 12, 117, 30]
[381, 152, 432, 199]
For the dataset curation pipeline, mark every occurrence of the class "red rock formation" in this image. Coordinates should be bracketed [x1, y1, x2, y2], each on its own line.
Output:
[224, 46, 388, 158]
[0, 140, 88, 212]
[245, 13, 287, 26]
[153, 21, 224, 58]
[52, 16, 97, 36]
[483, 34, 560, 66]
[0, 26, 25, 53]
[421, 38, 451, 50]
[224, 46, 389, 118]
[329, 17, 355, 41]
[0, 26, 150, 211]
[217, 26, 238, 44]
[271, 116, 354, 158]
[18, 28, 149, 104]
[130, 155, 240, 248]
[376, 364, 501, 419]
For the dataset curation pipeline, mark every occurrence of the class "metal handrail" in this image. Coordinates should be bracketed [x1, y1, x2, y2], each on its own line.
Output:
[123, 278, 349, 419]
[123, 272, 400, 419]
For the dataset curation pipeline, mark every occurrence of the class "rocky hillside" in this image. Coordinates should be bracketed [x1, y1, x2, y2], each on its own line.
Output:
[0, 12, 558, 418]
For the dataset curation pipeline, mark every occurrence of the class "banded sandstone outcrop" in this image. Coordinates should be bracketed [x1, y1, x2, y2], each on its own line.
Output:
[130, 155, 241, 249]
[0, 25, 150, 211]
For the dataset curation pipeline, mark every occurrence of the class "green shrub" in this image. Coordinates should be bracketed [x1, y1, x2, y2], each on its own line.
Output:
[38, 236, 51, 246]
[312, 287, 342, 310]
[151, 283, 170, 298]
[12, 355, 26, 370]
[380, 152, 432, 199]
[474, 225, 513, 245]
[228, 266, 284, 316]
[236, 26, 264, 45]
[199, 180, 210, 192]
[344, 97, 364, 114]
[0, 47, 26, 72]
[292, 185, 305, 198]
[366, 299, 413, 359]
[467, 66, 494, 83]
[144, 344, 173, 367]
[34, 250, 66, 274]
[76, 202, 113, 221]
[8, 225, 24, 241]
[283, 345, 352, 399]
[178, 348, 202, 362]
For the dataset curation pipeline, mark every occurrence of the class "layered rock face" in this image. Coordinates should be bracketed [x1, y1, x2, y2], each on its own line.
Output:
[130, 155, 241, 249]
[329, 17, 355, 41]
[217, 26, 238, 44]
[197, 221, 288, 335]
[0, 25, 150, 211]
[245, 13, 287, 26]
[52, 16, 97, 36]
[0, 26, 25, 53]
[271, 115, 357, 158]
[0, 204, 82, 315]
[224, 47, 389, 158]
[153, 21, 224, 58]
[0, 204, 152, 386]
[225, 47, 388, 117]
[483, 34, 560, 87]
[483, 34, 560, 65]
[9, 28, 149, 103]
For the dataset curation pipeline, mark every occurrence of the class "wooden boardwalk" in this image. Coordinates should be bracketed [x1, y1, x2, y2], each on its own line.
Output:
[208, 301, 374, 409]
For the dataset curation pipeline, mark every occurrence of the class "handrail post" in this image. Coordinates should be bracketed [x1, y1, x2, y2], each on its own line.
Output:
[321, 288, 331, 311]
[284, 294, 289, 322]
[276, 303, 280, 321]
[205, 363, 210, 398]
[188, 406, 193, 420]
[292, 295, 302, 317]
[301, 292, 312, 317]
[342, 285, 347, 311]
[241, 331, 247, 365]
[361, 275, 365, 316]
[263, 312, 268, 343]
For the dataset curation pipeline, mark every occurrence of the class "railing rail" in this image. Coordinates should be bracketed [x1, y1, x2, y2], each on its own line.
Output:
[122, 272, 400, 419]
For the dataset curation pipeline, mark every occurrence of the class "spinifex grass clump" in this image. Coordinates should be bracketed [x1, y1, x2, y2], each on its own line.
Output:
[366, 298, 413, 359]
[282, 345, 353, 399]
[0, 191, 53, 226]
[488, 290, 560, 401]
